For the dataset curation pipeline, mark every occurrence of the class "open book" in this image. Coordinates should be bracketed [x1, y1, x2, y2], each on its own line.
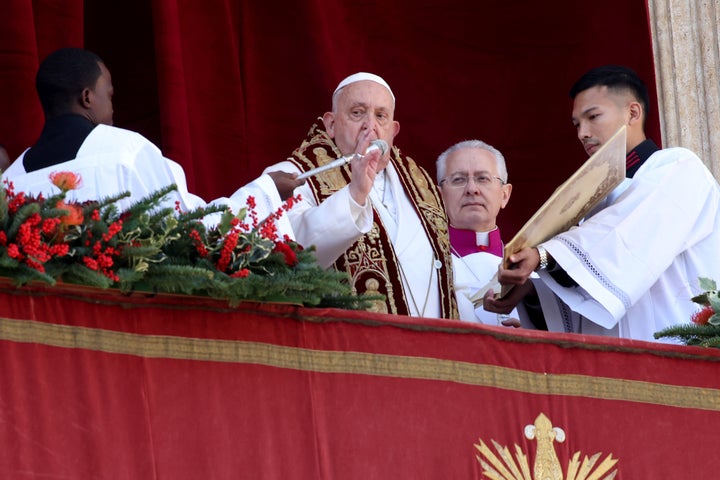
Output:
[471, 125, 627, 303]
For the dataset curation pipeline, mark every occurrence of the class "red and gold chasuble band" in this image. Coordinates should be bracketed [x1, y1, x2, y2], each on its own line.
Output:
[288, 122, 457, 318]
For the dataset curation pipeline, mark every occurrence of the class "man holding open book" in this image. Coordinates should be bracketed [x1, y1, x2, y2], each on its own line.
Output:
[484, 65, 720, 342]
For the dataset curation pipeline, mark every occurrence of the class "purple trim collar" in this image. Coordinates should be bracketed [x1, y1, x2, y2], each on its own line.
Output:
[449, 226, 503, 258]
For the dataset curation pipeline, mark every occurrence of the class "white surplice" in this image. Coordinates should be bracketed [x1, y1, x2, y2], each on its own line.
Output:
[4, 125, 292, 237]
[537, 147, 720, 342]
[267, 161, 442, 318]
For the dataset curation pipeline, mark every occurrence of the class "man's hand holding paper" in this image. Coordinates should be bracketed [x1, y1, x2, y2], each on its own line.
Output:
[471, 125, 627, 308]
[482, 278, 535, 315]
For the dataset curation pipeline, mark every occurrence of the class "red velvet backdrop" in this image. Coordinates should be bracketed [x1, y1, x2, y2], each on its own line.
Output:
[0, 0, 659, 237]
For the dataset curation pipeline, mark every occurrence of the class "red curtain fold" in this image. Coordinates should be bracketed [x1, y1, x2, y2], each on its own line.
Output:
[150, 0, 248, 196]
[0, 0, 658, 237]
[0, 0, 84, 158]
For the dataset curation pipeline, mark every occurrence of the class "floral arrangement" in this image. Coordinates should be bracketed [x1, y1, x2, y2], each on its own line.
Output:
[654, 277, 720, 347]
[0, 172, 370, 309]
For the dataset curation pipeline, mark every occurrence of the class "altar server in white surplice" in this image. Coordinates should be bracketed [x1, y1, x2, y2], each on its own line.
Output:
[484, 65, 720, 342]
[4, 47, 300, 237]
[265, 73, 456, 318]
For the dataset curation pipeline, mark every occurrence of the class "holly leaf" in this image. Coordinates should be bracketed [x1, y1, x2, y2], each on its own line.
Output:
[699, 277, 717, 292]
[709, 294, 720, 315]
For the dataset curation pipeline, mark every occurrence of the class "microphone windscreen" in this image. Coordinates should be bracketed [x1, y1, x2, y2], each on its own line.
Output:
[370, 139, 388, 155]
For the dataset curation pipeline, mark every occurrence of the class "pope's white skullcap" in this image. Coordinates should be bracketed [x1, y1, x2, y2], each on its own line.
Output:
[333, 72, 395, 103]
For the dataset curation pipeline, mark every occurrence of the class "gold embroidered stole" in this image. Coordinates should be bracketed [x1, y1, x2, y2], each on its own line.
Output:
[288, 122, 457, 318]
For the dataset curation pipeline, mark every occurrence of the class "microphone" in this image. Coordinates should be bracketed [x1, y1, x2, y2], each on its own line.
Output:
[296, 139, 388, 180]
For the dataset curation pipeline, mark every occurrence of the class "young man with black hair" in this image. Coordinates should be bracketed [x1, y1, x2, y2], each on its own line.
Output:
[484, 65, 720, 342]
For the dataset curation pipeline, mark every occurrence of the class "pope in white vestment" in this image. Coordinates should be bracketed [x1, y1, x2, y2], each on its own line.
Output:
[270, 158, 448, 318]
[269, 128, 456, 318]
[266, 73, 457, 318]
[4, 124, 294, 238]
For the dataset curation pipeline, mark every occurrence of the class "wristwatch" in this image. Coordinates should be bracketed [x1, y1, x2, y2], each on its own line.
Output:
[535, 245, 549, 271]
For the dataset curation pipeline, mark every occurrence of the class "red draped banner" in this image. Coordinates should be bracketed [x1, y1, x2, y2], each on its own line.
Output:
[0, 281, 717, 479]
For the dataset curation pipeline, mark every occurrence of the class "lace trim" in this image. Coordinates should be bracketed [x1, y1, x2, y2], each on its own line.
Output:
[556, 235, 631, 309]
[554, 296, 575, 333]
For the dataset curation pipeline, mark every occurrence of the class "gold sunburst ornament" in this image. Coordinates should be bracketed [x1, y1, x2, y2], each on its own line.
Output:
[474, 413, 618, 480]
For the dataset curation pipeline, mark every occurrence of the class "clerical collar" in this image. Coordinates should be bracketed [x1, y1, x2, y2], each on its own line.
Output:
[449, 225, 503, 258]
[626, 139, 659, 178]
[24, 114, 97, 173]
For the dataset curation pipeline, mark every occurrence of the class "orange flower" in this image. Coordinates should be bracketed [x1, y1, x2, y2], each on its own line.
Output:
[56, 200, 84, 226]
[49, 171, 82, 192]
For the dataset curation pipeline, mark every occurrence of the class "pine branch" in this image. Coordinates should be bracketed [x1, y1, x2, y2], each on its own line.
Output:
[140, 264, 217, 295]
[61, 264, 114, 289]
[654, 323, 720, 348]
[0, 264, 56, 286]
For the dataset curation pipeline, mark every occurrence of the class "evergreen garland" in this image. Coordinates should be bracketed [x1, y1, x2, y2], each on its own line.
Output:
[0, 172, 376, 310]
[654, 277, 720, 347]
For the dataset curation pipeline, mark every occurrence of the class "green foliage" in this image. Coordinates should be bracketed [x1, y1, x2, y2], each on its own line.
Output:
[0, 175, 374, 310]
[654, 276, 720, 347]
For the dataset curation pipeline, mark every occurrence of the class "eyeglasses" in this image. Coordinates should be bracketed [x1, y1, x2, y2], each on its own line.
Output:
[439, 173, 506, 188]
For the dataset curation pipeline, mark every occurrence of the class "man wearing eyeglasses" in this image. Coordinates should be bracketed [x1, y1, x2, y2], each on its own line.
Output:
[436, 140, 522, 326]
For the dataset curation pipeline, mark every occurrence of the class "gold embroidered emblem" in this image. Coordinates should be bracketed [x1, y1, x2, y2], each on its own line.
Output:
[363, 278, 389, 314]
[474, 413, 618, 479]
[312, 147, 348, 196]
[343, 223, 398, 314]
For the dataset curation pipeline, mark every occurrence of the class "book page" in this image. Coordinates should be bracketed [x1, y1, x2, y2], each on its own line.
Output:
[471, 125, 627, 303]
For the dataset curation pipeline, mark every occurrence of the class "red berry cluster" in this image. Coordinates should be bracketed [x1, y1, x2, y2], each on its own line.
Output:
[3, 213, 70, 273]
[189, 229, 208, 257]
[272, 241, 297, 266]
[691, 305, 715, 325]
[81, 219, 124, 282]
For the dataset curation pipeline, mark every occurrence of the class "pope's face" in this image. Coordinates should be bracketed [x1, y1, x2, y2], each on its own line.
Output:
[440, 147, 511, 232]
[323, 80, 399, 170]
[572, 85, 632, 157]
